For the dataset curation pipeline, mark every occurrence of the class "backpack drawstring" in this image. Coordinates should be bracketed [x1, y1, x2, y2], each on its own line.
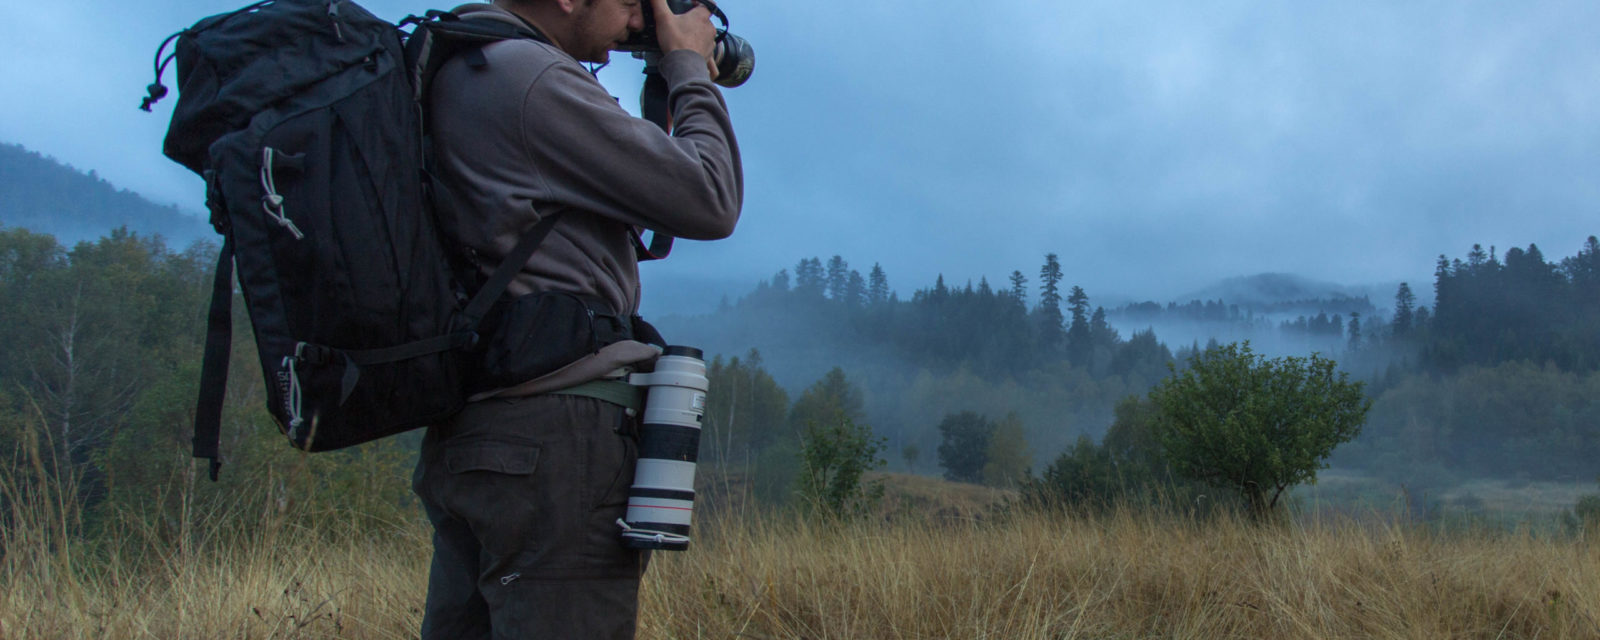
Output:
[283, 343, 308, 440]
[260, 147, 306, 240]
[140, 31, 183, 111]
[138, 0, 278, 112]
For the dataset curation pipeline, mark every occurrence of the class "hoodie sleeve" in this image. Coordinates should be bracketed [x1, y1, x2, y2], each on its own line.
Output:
[517, 49, 743, 240]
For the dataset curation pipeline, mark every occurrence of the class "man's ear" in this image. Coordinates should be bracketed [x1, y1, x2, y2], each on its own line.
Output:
[554, 0, 578, 14]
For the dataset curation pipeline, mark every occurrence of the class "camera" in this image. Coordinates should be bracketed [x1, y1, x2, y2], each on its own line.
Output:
[617, 0, 754, 88]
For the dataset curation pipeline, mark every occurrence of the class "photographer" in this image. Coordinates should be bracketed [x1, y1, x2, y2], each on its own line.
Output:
[410, 0, 742, 637]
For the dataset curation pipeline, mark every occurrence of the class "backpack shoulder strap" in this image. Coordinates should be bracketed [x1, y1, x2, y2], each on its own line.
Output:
[404, 6, 552, 101]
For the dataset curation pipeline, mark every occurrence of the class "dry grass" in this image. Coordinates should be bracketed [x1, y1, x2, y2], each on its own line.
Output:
[4, 461, 1598, 639]
[641, 509, 1600, 640]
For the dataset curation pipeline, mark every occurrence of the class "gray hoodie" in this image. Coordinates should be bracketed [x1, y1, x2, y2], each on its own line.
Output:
[429, 4, 743, 395]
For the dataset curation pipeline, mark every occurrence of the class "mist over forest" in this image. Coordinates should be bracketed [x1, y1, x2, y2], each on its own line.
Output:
[654, 238, 1600, 496]
[2, 141, 1597, 520]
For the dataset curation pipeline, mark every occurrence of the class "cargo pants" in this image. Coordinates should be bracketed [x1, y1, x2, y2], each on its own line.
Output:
[412, 394, 649, 639]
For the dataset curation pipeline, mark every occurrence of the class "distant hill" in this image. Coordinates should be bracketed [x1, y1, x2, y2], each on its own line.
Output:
[1176, 272, 1409, 310]
[0, 142, 209, 247]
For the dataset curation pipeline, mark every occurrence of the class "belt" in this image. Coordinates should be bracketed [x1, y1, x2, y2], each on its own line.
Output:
[546, 378, 645, 415]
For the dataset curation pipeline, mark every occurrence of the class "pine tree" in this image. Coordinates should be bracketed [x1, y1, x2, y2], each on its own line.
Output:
[867, 263, 890, 304]
[1090, 306, 1118, 348]
[825, 255, 849, 300]
[795, 257, 825, 297]
[1347, 312, 1362, 352]
[1038, 254, 1063, 312]
[845, 270, 866, 307]
[1036, 255, 1065, 348]
[1065, 285, 1091, 364]
[1392, 282, 1415, 338]
[1008, 270, 1027, 307]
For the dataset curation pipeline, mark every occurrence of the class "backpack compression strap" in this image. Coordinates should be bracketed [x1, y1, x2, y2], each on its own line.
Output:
[193, 237, 235, 480]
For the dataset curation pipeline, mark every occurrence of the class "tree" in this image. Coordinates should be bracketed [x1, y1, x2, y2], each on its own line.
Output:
[1037, 254, 1062, 312]
[936, 410, 992, 483]
[1036, 255, 1065, 347]
[844, 269, 866, 307]
[1065, 286, 1091, 364]
[1392, 282, 1415, 338]
[702, 350, 790, 464]
[867, 263, 890, 304]
[797, 415, 886, 519]
[1007, 270, 1027, 308]
[794, 257, 825, 297]
[1149, 342, 1371, 519]
[1346, 312, 1362, 352]
[825, 255, 850, 300]
[981, 412, 1029, 487]
[789, 367, 865, 446]
[901, 442, 920, 472]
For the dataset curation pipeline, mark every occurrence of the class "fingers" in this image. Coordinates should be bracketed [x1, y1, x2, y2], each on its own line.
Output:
[652, 0, 718, 63]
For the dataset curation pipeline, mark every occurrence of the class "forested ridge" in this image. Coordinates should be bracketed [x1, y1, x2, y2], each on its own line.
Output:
[0, 142, 209, 248]
[663, 237, 1600, 489]
[0, 211, 1596, 530]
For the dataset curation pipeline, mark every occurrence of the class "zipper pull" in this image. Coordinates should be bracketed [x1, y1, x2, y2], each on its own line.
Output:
[327, 0, 345, 42]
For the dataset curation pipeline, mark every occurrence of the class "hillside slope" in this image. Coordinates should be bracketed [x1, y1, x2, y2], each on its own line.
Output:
[0, 142, 208, 247]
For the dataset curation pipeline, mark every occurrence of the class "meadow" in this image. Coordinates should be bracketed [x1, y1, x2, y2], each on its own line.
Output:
[5, 465, 1598, 640]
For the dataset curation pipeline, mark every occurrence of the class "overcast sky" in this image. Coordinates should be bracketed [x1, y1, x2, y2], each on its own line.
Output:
[6, 0, 1598, 307]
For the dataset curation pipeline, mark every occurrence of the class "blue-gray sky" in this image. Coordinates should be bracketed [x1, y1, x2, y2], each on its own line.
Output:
[6, 0, 1598, 309]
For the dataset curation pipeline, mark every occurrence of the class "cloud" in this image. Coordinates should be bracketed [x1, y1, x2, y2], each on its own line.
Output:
[3, 0, 1596, 307]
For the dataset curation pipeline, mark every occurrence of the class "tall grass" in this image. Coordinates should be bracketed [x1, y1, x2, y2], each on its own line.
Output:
[4, 431, 1597, 639]
[641, 507, 1600, 639]
[0, 414, 428, 639]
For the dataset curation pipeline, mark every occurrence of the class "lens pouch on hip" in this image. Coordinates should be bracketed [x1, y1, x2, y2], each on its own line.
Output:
[474, 291, 632, 391]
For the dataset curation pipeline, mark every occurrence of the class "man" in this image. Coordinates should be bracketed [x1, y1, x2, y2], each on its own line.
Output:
[410, 0, 742, 636]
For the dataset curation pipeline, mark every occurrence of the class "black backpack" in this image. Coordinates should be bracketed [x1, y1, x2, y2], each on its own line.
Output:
[143, 0, 573, 479]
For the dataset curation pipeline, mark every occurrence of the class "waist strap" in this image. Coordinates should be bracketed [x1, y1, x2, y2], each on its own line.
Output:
[547, 379, 645, 415]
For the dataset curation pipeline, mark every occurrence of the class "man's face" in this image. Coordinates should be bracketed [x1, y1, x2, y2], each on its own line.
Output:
[568, 0, 644, 64]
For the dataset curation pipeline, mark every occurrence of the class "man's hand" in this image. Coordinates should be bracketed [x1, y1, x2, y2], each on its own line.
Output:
[649, 0, 719, 78]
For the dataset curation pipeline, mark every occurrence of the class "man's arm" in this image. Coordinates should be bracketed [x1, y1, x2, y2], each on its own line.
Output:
[518, 50, 742, 240]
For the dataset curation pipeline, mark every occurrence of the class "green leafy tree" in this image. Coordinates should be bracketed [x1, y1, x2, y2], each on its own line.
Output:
[1021, 396, 1199, 512]
[981, 412, 1029, 487]
[774, 368, 867, 505]
[796, 416, 886, 519]
[901, 442, 920, 472]
[936, 410, 992, 483]
[790, 367, 864, 429]
[702, 350, 790, 465]
[1149, 342, 1371, 519]
[1024, 434, 1120, 511]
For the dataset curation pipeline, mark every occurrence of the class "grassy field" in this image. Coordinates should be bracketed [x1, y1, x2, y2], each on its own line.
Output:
[4, 471, 1599, 639]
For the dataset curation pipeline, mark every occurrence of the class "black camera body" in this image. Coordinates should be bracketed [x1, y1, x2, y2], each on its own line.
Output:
[617, 0, 754, 88]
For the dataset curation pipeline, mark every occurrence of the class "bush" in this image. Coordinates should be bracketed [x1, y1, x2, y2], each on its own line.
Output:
[937, 411, 992, 484]
[1574, 494, 1600, 531]
[796, 417, 885, 519]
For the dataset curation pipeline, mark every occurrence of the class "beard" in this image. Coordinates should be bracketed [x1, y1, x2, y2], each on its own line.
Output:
[568, 0, 615, 64]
